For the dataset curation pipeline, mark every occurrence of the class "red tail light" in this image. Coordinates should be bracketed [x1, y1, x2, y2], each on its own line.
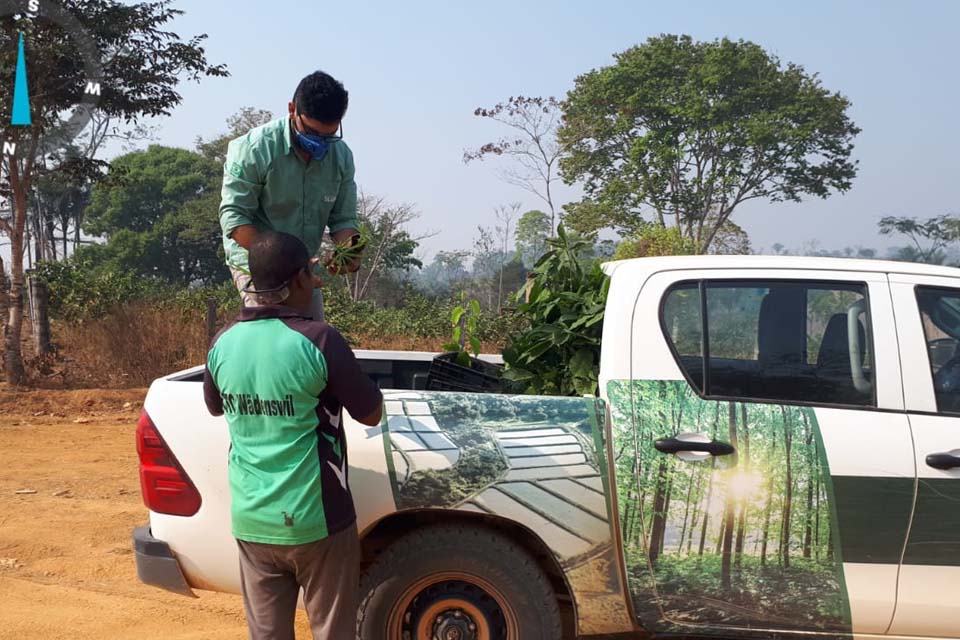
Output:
[137, 410, 201, 516]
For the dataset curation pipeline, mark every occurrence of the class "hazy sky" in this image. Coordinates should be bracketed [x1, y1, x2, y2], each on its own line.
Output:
[132, 1, 960, 258]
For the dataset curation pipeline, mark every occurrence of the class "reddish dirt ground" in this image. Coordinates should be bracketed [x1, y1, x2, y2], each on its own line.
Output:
[0, 386, 314, 639]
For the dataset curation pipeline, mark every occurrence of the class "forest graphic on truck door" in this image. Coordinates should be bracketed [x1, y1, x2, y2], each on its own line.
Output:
[610, 280, 889, 635]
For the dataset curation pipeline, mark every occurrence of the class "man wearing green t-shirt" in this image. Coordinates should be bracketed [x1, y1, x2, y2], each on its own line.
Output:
[203, 231, 383, 639]
[219, 71, 363, 322]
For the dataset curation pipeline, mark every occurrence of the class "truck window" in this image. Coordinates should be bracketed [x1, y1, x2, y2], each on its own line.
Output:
[916, 287, 960, 413]
[661, 280, 875, 406]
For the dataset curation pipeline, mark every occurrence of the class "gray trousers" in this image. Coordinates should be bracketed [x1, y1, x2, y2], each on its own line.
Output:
[237, 524, 360, 640]
[230, 266, 326, 322]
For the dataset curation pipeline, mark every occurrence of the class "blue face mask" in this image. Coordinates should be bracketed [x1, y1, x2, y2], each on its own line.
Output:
[293, 116, 342, 162]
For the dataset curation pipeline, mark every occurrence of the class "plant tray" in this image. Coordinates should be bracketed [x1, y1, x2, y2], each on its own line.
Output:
[426, 352, 503, 394]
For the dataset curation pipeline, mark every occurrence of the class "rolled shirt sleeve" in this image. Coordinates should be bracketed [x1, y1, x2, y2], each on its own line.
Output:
[327, 145, 359, 234]
[219, 137, 264, 238]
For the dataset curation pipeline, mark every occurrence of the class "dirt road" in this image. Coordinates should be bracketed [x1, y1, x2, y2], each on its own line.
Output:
[0, 387, 312, 639]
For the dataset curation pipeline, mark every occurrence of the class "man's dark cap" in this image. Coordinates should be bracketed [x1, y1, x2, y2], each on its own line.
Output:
[247, 231, 309, 294]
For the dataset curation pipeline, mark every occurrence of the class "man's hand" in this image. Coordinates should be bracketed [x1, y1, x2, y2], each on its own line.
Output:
[326, 228, 364, 276]
[323, 252, 361, 276]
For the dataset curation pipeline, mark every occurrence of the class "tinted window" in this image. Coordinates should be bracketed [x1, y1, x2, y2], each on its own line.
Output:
[661, 281, 874, 406]
[662, 283, 703, 390]
[917, 287, 960, 413]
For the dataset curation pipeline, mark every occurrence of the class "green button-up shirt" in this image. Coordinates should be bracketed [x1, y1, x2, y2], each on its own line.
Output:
[218, 117, 358, 274]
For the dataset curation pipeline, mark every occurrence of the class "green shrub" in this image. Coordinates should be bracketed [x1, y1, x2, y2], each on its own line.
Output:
[613, 225, 697, 260]
[502, 225, 609, 396]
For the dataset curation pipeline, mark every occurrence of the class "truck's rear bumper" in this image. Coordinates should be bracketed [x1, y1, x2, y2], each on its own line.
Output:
[132, 525, 196, 598]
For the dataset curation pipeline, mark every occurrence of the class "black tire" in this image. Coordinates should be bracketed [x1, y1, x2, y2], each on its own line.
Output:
[358, 523, 562, 640]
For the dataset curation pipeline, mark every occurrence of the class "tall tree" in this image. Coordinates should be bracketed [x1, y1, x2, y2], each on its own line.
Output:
[720, 402, 740, 589]
[760, 407, 779, 567]
[559, 34, 860, 252]
[734, 403, 751, 568]
[338, 194, 425, 302]
[79, 145, 225, 285]
[465, 97, 566, 229]
[779, 406, 795, 568]
[698, 403, 721, 558]
[515, 209, 551, 268]
[803, 413, 815, 559]
[648, 384, 673, 564]
[0, 1, 226, 383]
[493, 203, 520, 312]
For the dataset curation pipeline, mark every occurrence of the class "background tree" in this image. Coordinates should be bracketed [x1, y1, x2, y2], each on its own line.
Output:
[335, 194, 425, 302]
[29, 175, 92, 261]
[515, 209, 551, 268]
[493, 203, 521, 312]
[559, 34, 860, 253]
[465, 96, 567, 229]
[613, 225, 697, 260]
[0, 1, 226, 383]
[470, 225, 500, 310]
[78, 145, 225, 285]
[879, 214, 957, 265]
[196, 106, 274, 163]
[415, 250, 470, 298]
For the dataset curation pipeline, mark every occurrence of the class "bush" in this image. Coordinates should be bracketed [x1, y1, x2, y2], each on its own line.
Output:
[34, 262, 519, 386]
[613, 225, 697, 260]
[502, 225, 609, 396]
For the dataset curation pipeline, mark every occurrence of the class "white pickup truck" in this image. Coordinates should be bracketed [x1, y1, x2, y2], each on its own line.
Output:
[134, 255, 960, 640]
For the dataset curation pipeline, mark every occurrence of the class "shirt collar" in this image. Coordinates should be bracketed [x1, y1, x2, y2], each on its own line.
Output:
[282, 117, 295, 156]
[237, 305, 312, 322]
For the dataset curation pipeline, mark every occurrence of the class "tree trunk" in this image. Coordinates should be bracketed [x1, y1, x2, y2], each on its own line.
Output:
[814, 455, 822, 561]
[735, 404, 750, 568]
[686, 470, 702, 555]
[803, 413, 814, 559]
[0, 256, 8, 336]
[760, 413, 778, 567]
[622, 487, 635, 545]
[698, 404, 721, 558]
[27, 276, 51, 356]
[648, 459, 669, 564]
[698, 472, 713, 557]
[45, 215, 57, 262]
[720, 402, 739, 589]
[679, 472, 696, 553]
[660, 474, 673, 556]
[4, 168, 29, 384]
[780, 407, 794, 568]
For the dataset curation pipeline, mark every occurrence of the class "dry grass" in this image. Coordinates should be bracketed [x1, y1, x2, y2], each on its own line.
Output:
[38, 303, 504, 389]
[49, 302, 212, 388]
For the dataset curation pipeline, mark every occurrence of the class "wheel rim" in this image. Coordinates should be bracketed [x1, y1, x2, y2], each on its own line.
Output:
[387, 573, 519, 640]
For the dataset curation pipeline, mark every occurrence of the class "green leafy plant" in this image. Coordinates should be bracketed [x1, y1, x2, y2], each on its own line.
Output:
[325, 233, 369, 274]
[442, 296, 483, 366]
[502, 224, 610, 396]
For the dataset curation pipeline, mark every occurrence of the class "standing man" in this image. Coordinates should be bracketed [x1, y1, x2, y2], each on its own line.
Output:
[204, 230, 383, 639]
[219, 71, 363, 321]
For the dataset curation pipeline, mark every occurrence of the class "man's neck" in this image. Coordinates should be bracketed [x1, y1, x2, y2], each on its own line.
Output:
[281, 300, 313, 316]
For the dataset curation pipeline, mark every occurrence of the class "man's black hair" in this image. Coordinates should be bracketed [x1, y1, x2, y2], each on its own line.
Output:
[249, 231, 309, 292]
[293, 71, 349, 123]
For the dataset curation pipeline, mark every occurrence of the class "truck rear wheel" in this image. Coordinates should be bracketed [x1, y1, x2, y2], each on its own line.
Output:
[358, 524, 562, 640]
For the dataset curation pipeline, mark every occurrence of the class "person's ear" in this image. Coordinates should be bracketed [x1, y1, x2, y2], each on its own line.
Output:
[288, 101, 296, 117]
[294, 267, 312, 291]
